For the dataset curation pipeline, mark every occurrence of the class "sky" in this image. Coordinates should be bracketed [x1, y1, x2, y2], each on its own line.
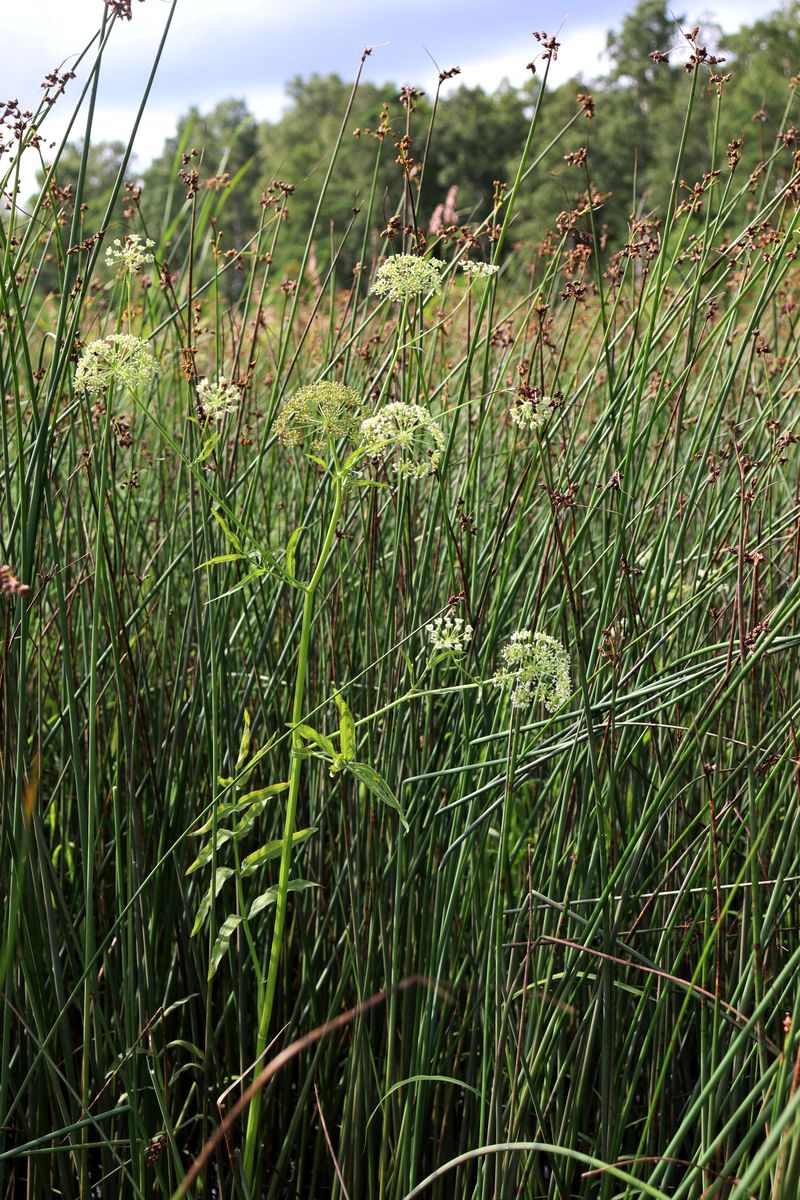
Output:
[2, 0, 784, 190]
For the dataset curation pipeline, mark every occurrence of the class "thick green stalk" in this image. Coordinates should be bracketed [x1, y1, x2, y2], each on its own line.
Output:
[242, 472, 344, 1183]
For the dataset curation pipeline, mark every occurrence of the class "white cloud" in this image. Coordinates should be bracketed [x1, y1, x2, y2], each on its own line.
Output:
[3, 0, 788, 199]
[453, 23, 612, 94]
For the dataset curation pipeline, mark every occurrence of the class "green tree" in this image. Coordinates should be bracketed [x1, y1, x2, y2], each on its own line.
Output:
[720, 2, 800, 189]
[29, 139, 129, 296]
[258, 74, 411, 278]
[422, 82, 528, 220]
[141, 98, 261, 249]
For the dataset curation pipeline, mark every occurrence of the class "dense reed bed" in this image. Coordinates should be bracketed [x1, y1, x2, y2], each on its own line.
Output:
[2, 6, 800, 1197]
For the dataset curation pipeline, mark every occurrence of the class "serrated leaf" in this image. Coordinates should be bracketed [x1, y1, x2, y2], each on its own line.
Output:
[210, 507, 243, 554]
[285, 524, 304, 583]
[185, 827, 236, 874]
[293, 723, 336, 757]
[241, 827, 316, 875]
[210, 567, 270, 603]
[191, 868, 235, 936]
[194, 429, 222, 463]
[208, 913, 242, 980]
[249, 879, 318, 919]
[333, 687, 356, 762]
[344, 761, 409, 831]
[235, 710, 252, 773]
[196, 553, 245, 569]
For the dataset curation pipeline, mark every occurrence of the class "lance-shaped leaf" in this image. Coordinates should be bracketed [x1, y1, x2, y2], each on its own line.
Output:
[208, 913, 242, 980]
[293, 724, 337, 757]
[343, 761, 409, 831]
[191, 782, 289, 838]
[285, 524, 305, 585]
[333, 687, 356, 762]
[235, 709, 252, 772]
[241, 826, 317, 875]
[191, 868, 235, 936]
[249, 879, 319, 919]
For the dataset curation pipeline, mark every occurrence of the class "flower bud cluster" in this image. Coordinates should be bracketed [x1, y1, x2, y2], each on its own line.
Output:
[74, 334, 155, 398]
[274, 381, 363, 453]
[105, 233, 155, 275]
[425, 614, 473, 656]
[360, 402, 445, 478]
[492, 629, 571, 710]
[196, 376, 240, 423]
[370, 254, 445, 302]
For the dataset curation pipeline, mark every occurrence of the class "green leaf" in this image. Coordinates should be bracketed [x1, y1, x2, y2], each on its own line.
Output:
[208, 913, 242, 980]
[193, 800, 238, 837]
[210, 506, 243, 554]
[192, 784, 287, 838]
[235, 709, 252, 773]
[237, 782, 288, 805]
[293, 724, 336, 758]
[210, 567, 269, 602]
[366, 1075, 483, 1128]
[248, 879, 318, 919]
[194, 429, 222, 463]
[196, 552, 245, 569]
[190, 868, 235, 936]
[344, 761, 409, 831]
[165, 1039, 204, 1059]
[285, 524, 304, 583]
[333, 687, 356, 762]
[241, 827, 317, 875]
[185, 827, 236, 874]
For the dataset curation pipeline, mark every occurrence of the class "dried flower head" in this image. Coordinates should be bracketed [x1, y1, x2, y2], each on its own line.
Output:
[196, 376, 239, 423]
[275, 380, 363, 453]
[492, 630, 571, 711]
[74, 334, 155, 398]
[370, 254, 444, 302]
[360, 402, 445, 478]
[105, 233, 155, 275]
[106, 0, 144, 18]
[426, 614, 473, 656]
[461, 261, 499, 278]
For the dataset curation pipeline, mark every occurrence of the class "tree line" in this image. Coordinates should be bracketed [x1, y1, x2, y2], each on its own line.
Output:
[35, 0, 800, 283]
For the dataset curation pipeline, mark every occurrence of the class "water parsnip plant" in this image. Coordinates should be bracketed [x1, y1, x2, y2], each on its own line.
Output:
[3, 7, 800, 1200]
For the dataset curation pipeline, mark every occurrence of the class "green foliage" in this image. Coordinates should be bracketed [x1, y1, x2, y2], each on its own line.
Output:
[5, 4, 800, 1199]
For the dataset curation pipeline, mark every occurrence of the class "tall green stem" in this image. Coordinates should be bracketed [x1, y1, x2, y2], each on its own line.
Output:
[242, 473, 344, 1183]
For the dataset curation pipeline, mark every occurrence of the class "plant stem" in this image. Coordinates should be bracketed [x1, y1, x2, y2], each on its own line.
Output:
[242, 472, 344, 1184]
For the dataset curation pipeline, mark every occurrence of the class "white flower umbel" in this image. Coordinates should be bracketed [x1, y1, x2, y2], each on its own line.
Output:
[74, 334, 155, 399]
[105, 233, 155, 275]
[492, 629, 571, 711]
[370, 254, 444, 302]
[510, 394, 551, 431]
[426, 614, 473, 656]
[461, 260, 499, 278]
[196, 376, 239, 423]
[274, 381, 363, 454]
[360, 402, 446, 479]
